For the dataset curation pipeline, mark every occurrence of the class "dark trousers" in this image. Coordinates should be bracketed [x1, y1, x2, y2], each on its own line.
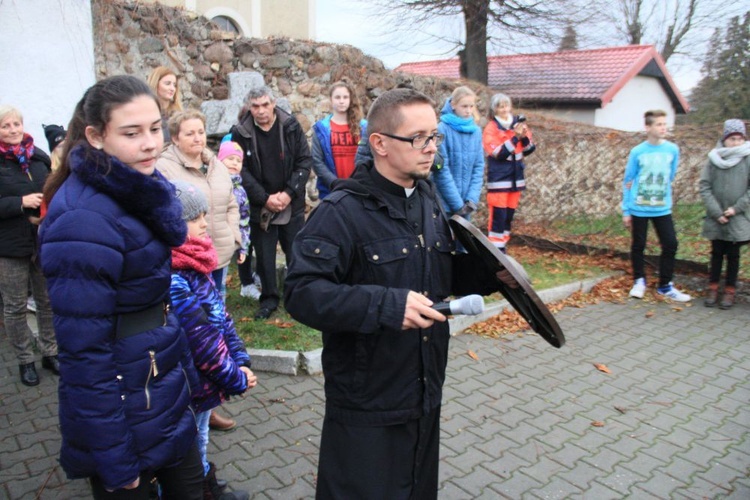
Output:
[89, 443, 203, 500]
[630, 214, 678, 286]
[237, 248, 254, 287]
[709, 239, 747, 287]
[316, 407, 441, 500]
[250, 213, 304, 310]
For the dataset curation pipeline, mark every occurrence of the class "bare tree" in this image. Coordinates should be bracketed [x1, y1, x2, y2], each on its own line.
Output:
[605, 0, 741, 63]
[370, 0, 579, 85]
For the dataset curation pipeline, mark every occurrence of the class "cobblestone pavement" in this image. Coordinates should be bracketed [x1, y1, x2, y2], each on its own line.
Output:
[2, 297, 749, 499]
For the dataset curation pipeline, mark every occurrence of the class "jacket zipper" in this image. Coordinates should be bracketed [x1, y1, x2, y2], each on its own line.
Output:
[144, 350, 159, 410]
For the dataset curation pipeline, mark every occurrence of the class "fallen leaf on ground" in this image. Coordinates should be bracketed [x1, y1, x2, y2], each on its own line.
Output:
[645, 310, 655, 318]
[593, 363, 612, 374]
[591, 421, 605, 427]
[265, 319, 295, 328]
[672, 307, 683, 312]
[467, 350, 479, 361]
[614, 406, 628, 414]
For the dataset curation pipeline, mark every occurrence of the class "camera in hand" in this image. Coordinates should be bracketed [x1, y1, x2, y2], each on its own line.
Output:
[515, 114, 526, 124]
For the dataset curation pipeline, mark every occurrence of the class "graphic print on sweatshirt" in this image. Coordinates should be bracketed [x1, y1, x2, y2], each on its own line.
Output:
[635, 152, 674, 207]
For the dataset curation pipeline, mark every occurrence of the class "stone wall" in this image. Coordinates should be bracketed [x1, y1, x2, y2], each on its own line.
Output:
[93, 0, 718, 222]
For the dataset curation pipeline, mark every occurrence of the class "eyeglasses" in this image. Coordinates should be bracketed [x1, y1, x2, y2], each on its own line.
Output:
[380, 132, 444, 149]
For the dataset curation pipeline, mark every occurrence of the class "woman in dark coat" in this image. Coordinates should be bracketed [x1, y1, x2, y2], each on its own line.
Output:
[0, 105, 58, 387]
[39, 76, 203, 499]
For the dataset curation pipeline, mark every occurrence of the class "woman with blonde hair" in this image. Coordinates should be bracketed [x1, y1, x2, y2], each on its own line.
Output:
[0, 105, 58, 387]
[434, 85, 485, 221]
[147, 66, 183, 142]
[156, 109, 241, 296]
[311, 80, 367, 199]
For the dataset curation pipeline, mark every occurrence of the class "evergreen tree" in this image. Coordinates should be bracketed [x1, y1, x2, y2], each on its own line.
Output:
[558, 24, 579, 51]
[688, 12, 750, 124]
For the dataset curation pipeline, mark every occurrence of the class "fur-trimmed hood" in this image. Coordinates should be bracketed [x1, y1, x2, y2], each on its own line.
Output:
[69, 145, 186, 247]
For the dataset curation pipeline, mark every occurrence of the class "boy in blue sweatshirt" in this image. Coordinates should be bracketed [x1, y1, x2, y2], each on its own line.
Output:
[622, 110, 691, 302]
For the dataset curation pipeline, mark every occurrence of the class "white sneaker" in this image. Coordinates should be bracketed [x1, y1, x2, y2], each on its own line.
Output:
[629, 278, 646, 299]
[657, 283, 691, 302]
[240, 284, 261, 300]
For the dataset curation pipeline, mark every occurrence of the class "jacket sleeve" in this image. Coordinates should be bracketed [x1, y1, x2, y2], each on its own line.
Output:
[311, 132, 337, 190]
[226, 185, 241, 248]
[521, 132, 536, 158]
[733, 166, 750, 215]
[355, 140, 373, 168]
[0, 194, 24, 218]
[230, 127, 270, 208]
[482, 123, 517, 160]
[284, 202, 410, 334]
[621, 149, 639, 216]
[221, 311, 250, 367]
[170, 274, 247, 395]
[284, 123, 312, 201]
[467, 131, 486, 205]
[433, 132, 464, 212]
[699, 162, 723, 219]
[39, 209, 141, 490]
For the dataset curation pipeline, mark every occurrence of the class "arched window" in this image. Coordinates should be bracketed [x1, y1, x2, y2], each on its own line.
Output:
[211, 15, 241, 35]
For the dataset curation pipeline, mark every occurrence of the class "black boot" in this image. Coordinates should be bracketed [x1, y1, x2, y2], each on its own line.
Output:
[20, 363, 39, 386]
[204, 463, 248, 500]
[42, 355, 60, 375]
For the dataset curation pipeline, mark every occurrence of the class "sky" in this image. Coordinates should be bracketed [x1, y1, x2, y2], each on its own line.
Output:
[315, 0, 704, 94]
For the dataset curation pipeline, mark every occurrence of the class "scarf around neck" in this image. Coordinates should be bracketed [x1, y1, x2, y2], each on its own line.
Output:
[440, 112, 479, 133]
[69, 144, 187, 247]
[171, 236, 218, 274]
[708, 142, 750, 169]
[0, 133, 35, 175]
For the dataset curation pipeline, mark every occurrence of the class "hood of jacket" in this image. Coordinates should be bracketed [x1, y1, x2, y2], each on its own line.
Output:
[69, 145, 186, 247]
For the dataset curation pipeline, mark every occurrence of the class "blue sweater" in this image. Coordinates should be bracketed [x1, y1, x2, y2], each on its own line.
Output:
[622, 140, 680, 217]
[434, 99, 485, 213]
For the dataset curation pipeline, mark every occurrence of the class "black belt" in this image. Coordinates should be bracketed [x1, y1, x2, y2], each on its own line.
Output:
[115, 302, 170, 340]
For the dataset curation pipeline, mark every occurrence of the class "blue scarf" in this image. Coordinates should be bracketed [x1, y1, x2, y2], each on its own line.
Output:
[440, 112, 478, 134]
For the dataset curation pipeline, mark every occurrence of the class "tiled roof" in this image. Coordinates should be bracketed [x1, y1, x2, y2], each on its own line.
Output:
[395, 45, 688, 113]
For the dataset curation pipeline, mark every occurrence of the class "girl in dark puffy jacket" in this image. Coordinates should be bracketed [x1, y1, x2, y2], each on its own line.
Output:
[39, 75, 203, 499]
[169, 180, 257, 499]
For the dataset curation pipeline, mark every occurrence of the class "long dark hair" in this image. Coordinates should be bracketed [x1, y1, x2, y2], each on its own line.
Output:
[44, 75, 159, 203]
[330, 80, 363, 139]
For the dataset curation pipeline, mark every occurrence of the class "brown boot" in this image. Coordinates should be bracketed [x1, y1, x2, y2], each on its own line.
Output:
[704, 283, 719, 307]
[209, 410, 236, 431]
[719, 286, 736, 310]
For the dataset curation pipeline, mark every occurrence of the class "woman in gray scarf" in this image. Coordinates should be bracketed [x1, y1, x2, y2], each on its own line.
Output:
[699, 119, 750, 309]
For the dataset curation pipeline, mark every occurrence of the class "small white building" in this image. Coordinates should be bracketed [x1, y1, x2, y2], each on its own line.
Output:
[396, 45, 689, 132]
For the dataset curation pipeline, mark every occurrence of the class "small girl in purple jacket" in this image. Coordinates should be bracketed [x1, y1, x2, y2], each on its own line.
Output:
[170, 180, 257, 498]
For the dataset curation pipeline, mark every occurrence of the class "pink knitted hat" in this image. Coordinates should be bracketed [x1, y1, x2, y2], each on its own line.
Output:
[218, 141, 243, 162]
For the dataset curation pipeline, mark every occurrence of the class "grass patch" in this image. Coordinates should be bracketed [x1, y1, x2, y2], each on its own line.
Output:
[519, 202, 748, 281]
[224, 245, 611, 352]
[224, 266, 321, 352]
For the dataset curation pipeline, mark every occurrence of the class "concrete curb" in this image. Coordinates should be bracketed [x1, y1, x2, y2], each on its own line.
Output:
[248, 272, 619, 376]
